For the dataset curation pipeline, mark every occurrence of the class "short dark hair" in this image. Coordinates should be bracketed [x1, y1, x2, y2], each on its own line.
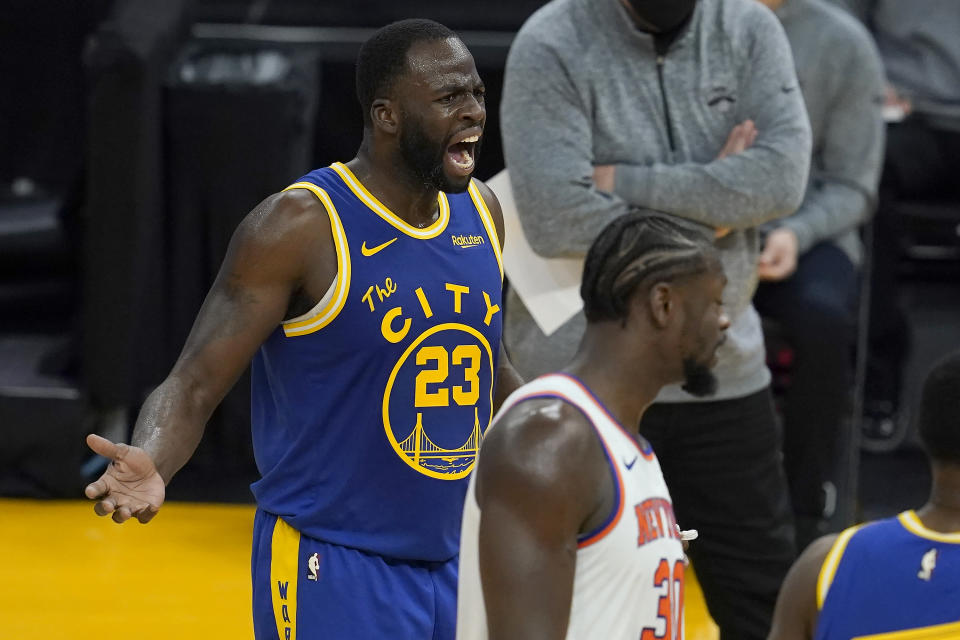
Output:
[355, 19, 457, 127]
[581, 211, 717, 323]
[917, 351, 960, 464]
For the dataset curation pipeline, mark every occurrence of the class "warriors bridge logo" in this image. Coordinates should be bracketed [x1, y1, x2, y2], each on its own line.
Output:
[377, 280, 500, 480]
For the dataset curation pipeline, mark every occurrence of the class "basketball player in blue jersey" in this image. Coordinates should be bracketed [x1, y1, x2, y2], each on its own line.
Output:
[457, 213, 730, 640]
[768, 350, 960, 640]
[81, 19, 522, 639]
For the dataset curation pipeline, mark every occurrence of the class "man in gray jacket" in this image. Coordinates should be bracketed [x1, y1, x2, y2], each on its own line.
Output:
[500, 0, 811, 636]
[832, 0, 960, 447]
[752, 0, 885, 551]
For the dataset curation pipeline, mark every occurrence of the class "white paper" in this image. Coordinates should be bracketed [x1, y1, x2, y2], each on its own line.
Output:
[486, 169, 584, 336]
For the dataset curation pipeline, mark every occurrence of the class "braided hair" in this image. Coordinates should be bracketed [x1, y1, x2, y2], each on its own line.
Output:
[356, 19, 457, 128]
[581, 211, 716, 323]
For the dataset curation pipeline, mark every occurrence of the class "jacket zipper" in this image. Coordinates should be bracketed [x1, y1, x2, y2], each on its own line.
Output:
[656, 55, 676, 152]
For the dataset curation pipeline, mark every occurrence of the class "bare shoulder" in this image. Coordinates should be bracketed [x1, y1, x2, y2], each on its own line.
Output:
[235, 188, 333, 250]
[476, 398, 604, 503]
[225, 187, 337, 284]
[470, 178, 505, 250]
[769, 533, 839, 640]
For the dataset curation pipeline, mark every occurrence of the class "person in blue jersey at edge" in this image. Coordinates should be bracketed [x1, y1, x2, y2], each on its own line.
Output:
[81, 19, 523, 640]
[768, 350, 960, 640]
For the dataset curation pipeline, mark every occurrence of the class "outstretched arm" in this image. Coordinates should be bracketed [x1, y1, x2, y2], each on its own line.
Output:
[768, 534, 837, 640]
[84, 188, 336, 523]
[475, 401, 609, 639]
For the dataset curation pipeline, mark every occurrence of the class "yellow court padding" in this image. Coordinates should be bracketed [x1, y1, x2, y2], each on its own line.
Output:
[0, 498, 718, 639]
[0, 499, 254, 640]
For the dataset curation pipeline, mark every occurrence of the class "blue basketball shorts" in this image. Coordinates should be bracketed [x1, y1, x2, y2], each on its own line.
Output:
[251, 509, 458, 640]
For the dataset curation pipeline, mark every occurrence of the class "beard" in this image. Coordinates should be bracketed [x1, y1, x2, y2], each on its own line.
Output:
[681, 356, 718, 398]
[397, 118, 481, 194]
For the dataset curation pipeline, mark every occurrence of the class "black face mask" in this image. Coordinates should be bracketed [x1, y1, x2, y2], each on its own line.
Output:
[625, 0, 697, 33]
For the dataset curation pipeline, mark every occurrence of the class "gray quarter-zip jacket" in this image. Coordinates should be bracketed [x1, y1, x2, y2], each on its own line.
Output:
[500, 0, 811, 401]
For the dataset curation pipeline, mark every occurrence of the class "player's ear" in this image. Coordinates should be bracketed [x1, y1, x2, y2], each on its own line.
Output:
[648, 282, 673, 329]
[372, 98, 398, 134]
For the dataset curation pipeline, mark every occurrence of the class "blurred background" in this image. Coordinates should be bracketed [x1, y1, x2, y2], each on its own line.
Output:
[0, 0, 957, 603]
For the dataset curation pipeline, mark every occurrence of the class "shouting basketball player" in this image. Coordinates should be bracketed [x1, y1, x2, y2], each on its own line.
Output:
[457, 213, 729, 640]
[82, 19, 522, 639]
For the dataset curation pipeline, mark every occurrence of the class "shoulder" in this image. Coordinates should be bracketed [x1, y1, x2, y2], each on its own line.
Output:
[514, 0, 579, 43]
[228, 187, 335, 270]
[708, 0, 784, 38]
[238, 187, 332, 243]
[510, 0, 587, 64]
[705, 0, 793, 63]
[769, 533, 838, 639]
[805, 0, 882, 67]
[470, 178, 505, 249]
[477, 396, 606, 502]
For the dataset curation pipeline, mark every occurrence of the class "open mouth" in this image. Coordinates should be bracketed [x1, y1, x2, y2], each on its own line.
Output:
[445, 133, 480, 176]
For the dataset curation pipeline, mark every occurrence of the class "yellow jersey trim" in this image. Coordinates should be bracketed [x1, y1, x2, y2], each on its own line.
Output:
[817, 524, 863, 610]
[899, 510, 960, 544]
[381, 322, 494, 481]
[330, 162, 450, 239]
[852, 619, 960, 639]
[270, 517, 300, 640]
[279, 182, 351, 337]
[467, 179, 504, 282]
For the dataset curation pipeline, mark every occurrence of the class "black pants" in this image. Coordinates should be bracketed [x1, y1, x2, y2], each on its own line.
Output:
[640, 388, 795, 640]
[754, 242, 857, 546]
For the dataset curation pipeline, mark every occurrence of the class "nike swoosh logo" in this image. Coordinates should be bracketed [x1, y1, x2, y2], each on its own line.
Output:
[782, 84, 797, 93]
[624, 456, 638, 470]
[361, 237, 398, 257]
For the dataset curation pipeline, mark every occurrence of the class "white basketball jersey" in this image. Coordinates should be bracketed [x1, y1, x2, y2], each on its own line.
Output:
[457, 373, 687, 640]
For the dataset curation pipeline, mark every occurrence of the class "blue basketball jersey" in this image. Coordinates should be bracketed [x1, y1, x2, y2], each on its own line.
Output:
[250, 162, 504, 562]
[815, 510, 960, 639]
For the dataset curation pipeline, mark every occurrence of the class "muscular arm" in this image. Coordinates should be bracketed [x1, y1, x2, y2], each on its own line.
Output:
[474, 178, 524, 409]
[768, 534, 837, 640]
[775, 31, 885, 253]
[613, 10, 811, 229]
[475, 400, 609, 639]
[132, 189, 336, 482]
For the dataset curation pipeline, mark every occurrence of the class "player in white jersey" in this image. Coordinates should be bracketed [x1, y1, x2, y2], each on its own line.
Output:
[457, 212, 729, 640]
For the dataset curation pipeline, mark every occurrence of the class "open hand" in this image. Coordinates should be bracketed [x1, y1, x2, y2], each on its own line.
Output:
[84, 433, 165, 524]
[757, 228, 798, 281]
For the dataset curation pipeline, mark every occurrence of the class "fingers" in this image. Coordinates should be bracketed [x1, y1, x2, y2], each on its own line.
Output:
[93, 497, 116, 516]
[86, 433, 123, 461]
[84, 477, 109, 500]
[136, 504, 160, 524]
[95, 498, 158, 524]
[718, 120, 756, 159]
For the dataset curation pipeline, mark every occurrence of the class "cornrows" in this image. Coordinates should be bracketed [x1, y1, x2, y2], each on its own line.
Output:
[581, 212, 716, 323]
